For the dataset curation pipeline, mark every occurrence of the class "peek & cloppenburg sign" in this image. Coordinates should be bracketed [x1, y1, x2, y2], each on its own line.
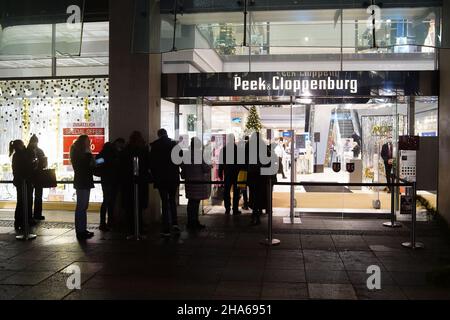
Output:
[233, 74, 358, 95]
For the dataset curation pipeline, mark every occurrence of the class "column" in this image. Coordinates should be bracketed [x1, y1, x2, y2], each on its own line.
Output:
[109, 0, 161, 224]
[438, 1, 450, 226]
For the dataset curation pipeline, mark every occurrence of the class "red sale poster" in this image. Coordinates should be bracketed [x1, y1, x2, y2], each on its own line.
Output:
[63, 127, 105, 165]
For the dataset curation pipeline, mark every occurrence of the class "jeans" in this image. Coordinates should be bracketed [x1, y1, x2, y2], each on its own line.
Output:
[187, 199, 200, 227]
[14, 181, 33, 228]
[223, 172, 239, 212]
[158, 185, 178, 233]
[100, 183, 118, 226]
[33, 186, 43, 218]
[75, 189, 90, 234]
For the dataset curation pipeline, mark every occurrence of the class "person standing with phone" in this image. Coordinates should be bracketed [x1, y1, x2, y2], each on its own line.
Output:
[70, 135, 95, 240]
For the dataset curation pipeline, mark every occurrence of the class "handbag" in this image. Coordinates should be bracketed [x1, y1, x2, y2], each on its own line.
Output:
[35, 169, 57, 188]
[237, 170, 247, 189]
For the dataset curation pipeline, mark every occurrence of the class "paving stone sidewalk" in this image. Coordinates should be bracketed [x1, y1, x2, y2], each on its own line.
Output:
[1, 214, 450, 300]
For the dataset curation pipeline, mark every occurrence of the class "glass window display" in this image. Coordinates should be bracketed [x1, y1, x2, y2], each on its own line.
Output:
[162, 95, 437, 216]
[0, 77, 109, 203]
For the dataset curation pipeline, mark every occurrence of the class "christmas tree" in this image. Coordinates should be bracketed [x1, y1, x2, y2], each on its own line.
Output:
[215, 24, 236, 55]
[245, 106, 262, 134]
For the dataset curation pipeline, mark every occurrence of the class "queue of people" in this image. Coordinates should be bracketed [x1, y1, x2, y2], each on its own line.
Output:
[9, 129, 277, 241]
[9, 135, 47, 230]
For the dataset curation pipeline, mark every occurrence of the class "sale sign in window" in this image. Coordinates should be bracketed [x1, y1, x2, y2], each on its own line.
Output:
[63, 127, 105, 165]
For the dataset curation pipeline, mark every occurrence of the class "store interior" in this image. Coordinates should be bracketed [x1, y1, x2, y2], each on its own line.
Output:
[162, 96, 438, 216]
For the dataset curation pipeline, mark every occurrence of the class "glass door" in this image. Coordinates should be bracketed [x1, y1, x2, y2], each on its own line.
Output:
[292, 97, 406, 218]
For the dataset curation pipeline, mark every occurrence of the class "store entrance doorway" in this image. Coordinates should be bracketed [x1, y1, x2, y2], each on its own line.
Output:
[162, 95, 416, 219]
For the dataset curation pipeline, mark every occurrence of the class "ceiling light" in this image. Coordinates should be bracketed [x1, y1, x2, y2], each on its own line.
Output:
[296, 98, 312, 104]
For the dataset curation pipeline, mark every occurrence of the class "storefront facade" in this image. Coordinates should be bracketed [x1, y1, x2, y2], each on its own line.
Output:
[2, 0, 448, 224]
[0, 0, 109, 209]
[160, 71, 438, 215]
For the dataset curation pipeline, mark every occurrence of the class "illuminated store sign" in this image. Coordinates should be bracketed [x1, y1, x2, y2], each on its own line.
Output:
[162, 71, 438, 98]
[233, 75, 358, 94]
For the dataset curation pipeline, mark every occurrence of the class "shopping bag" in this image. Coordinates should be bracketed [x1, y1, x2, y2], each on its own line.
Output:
[237, 170, 247, 189]
[35, 169, 57, 188]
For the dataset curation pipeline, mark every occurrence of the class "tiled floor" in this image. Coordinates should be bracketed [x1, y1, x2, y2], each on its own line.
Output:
[0, 210, 449, 300]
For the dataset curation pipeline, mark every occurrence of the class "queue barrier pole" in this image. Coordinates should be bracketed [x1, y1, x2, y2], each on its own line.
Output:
[128, 157, 143, 241]
[16, 180, 36, 241]
[260, 178, 280, 246]
[402, 181, 424, 249]
[383, 179, 401, 228]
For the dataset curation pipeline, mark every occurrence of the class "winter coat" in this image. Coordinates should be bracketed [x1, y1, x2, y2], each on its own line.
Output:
[27, 146, 47, 184]
[96, 147, 120, 185]
[181, 162, 211, 200]
[12, 149, 33, 187]
[149, 135, 181, 189]
[247, 144, 277, 210]
[70, 146, 95, 190]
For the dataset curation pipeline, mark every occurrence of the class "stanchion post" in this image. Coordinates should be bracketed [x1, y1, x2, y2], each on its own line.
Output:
[402, 181, 424, 249]
[131, 156, 141, 240]
[16, 180, 36, 241]
[383, 178, 401, 228]
[261, 178, 280, 246]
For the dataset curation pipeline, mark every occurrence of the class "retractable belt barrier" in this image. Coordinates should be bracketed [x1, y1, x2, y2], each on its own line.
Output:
[1, 178, 422, 248]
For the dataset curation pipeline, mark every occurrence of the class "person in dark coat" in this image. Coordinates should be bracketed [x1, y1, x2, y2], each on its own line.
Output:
[181, 137, 211, 231]
[149, 128, 181, 237]
[351, 131, 362, 158]
[351, 131, 361, 148]
[247, 132, 277, 226]
[239, 136, 250, 210]
[10, 140, 34, 230]
[27, 134, 47, 221]
[381, 140, 395, 193]
[96, 142, 121, 231]
[70, 135, 95, 240]
[120, 131, 150, 237]
[218, 134, 242, 215]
